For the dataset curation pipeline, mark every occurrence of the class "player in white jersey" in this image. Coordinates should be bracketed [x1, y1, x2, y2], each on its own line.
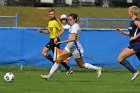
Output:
[41, 13, 102, 80]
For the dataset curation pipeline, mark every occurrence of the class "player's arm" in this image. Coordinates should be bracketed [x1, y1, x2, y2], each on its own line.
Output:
[116, 28, 130, 36]
[57, 33, 76, 44]
[54, 19, 65, 44]
[56, 27, 64, 37]
[38, 29, 50, 34]
[135, 20, 140, 29]
[55, 20, 64, 37]
[54, 27, 64, 44]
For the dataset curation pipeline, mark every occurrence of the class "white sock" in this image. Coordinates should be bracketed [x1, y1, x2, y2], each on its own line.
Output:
[48, 63, 60, 77]
[85, 63, 98, 70]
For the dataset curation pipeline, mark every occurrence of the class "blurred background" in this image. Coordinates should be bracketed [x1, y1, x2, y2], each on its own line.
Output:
[0, 0, 140, 7]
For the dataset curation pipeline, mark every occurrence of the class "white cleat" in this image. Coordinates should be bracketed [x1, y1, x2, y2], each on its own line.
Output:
[97, 67, 102, 78]
[131, 71, 139, 81]
[41, 75, 50, 80]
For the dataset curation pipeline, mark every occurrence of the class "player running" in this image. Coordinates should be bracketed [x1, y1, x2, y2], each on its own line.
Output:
[41, 13, 102, 80]
[38, 9, 73, 75]
[116, 6, 140, 81]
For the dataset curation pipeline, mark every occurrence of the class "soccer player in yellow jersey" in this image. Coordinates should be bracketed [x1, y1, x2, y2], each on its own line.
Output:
[38, 9, 73, 74]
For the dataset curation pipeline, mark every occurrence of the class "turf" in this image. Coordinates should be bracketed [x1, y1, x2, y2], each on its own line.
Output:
[0, 71, 140, 93]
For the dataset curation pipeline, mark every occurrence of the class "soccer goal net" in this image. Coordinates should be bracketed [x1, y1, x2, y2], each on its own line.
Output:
[79, 18, 130, 29]
[0, 14, 18, 27]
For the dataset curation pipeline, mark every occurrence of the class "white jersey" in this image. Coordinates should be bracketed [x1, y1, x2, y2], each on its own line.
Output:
[65, 23, 84, 58]
[63, 24, 71, 29]
[68, 23, 80, 42]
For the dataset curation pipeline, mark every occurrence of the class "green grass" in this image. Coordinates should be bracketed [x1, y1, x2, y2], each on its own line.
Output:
[0, 6, 140, 27]
[0, 71, 140, 93]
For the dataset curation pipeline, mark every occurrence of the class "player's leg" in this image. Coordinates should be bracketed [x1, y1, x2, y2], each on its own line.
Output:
[41, 49, 72, 79]
[42, 41, 55, 64]
[55, 41, 73, 74]
[42, 47, 55, 64]
[117, 47, 139, 80]
[117, 47, 137, 72]
[74, 57, 102, 78]
[61, 62, 74, 75]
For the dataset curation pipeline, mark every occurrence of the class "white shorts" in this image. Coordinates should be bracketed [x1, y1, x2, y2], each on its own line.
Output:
[65, 42, 84, 58]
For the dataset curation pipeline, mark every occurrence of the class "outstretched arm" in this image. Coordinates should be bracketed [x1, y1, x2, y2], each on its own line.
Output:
[57, 33, 76, 44]
[116, 28, 130, 36]
[38, 29, 50, 34]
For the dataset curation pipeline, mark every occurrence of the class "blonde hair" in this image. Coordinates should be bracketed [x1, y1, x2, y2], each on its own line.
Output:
[129, 6, 139, 16]
[48, 9, 55, 13]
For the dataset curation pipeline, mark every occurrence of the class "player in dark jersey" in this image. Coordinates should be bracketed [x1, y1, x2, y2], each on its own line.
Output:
[116, 6, 140, 81]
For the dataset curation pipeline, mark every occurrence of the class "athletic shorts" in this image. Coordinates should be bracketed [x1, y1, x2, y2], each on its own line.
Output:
[128, 41, 140, 61]
[45, 38, 60, 52]
[65, 42, 84, 58]
[128, 41, 140, 52]
[136, 52, 140, 61]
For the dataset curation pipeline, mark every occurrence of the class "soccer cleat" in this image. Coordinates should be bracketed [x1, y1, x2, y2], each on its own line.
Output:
[131, 71, 139, 81]
[97, 67, 102, 78]
[41, 75, 50, 80]
[66, 69, 74, 75]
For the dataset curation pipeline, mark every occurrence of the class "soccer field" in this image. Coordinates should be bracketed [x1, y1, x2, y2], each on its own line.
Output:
[0, 71, 140, 93]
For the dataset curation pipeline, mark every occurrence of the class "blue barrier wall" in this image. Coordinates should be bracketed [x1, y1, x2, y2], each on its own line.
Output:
[0, 28, 140, 67]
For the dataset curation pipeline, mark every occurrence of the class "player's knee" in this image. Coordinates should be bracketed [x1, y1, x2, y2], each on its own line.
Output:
[117, 56, 124, 63]
[42, 51, 46, 56]
[78, 64, 85, 68]
[56, 57, 63, 63]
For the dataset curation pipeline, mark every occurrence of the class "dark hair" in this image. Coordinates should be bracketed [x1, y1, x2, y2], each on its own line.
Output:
[68, 13, 79, 22]
[49, 9, 55, 13]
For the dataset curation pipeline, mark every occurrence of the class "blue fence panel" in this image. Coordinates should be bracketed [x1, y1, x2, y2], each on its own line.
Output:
[80, 29, 137, 67]
[0, 28, 140, 67]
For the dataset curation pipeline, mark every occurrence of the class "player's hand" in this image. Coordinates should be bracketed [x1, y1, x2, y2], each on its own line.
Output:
[116, 28, 123, 34]
[38, 29, 42, 33]
[54, 37, 58, 44]
[130, 37, 136, 42]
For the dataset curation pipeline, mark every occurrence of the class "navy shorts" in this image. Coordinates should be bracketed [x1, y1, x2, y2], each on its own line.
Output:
[128, 41, 140, 61]
[45, 38, 60, 52]
[136, 52, 140, 61]
[128, 41, 140, 52]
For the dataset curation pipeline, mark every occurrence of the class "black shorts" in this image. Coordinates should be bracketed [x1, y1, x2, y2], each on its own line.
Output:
[136, 52, 140, 61]
[128, 41, 140, 52]
[45, 38, 60, 52]
[128, 41, 140, 61]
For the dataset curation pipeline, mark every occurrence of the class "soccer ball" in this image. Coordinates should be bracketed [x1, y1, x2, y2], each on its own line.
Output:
[4, 72, 14, 82]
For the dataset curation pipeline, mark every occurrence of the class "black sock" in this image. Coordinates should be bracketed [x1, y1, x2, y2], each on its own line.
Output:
[45, 54, 55, 64]
[120, 60, 137, 73]
[61, 62, 70, 71]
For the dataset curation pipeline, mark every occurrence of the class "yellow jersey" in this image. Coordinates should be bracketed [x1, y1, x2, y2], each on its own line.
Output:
[48, 19, 63, 38]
